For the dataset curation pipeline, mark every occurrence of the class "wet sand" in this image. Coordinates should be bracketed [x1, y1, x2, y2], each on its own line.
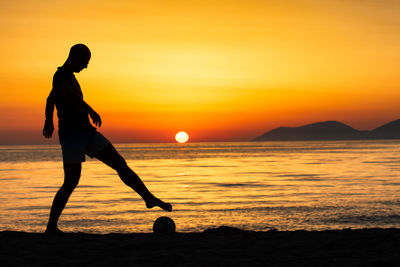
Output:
[1, 227, 399, 266]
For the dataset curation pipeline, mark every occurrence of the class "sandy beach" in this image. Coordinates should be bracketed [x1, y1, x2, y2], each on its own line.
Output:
[1, 227, 399, 266]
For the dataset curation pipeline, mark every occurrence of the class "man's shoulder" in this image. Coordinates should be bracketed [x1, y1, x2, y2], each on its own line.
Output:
[53, 67, 73, 83]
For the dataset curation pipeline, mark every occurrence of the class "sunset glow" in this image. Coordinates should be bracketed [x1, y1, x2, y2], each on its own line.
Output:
[1, 0, 400, 144]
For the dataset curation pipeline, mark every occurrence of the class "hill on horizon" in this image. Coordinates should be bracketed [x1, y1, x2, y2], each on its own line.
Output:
[254, 119, 400, 141]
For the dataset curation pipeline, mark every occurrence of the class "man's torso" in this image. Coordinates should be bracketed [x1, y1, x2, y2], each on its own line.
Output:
[49, 67, 95, 133]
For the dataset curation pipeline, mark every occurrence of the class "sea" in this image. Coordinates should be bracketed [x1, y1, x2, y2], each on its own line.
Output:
[1, 140, 400, 233]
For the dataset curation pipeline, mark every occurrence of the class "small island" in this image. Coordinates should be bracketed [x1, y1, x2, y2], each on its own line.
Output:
[254, 119, 400, 141]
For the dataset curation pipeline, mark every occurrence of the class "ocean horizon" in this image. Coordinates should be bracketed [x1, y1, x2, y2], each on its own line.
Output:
[1, 140, 400, 233]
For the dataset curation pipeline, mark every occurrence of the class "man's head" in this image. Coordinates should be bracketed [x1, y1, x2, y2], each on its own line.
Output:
[65, 44, 91, 72]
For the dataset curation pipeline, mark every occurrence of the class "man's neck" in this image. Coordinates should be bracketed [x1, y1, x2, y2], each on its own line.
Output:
[62, 61, 75, 73]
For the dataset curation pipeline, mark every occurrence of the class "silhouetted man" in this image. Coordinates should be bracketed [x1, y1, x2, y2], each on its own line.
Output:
[43, 44, 172, 234]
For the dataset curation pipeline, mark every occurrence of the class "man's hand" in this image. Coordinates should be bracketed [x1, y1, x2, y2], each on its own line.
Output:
[89, 109, 102, 127]
[43, 120, 54, 138]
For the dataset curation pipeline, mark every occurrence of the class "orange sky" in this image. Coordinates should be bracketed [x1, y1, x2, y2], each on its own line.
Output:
[1, 0, 400, 144]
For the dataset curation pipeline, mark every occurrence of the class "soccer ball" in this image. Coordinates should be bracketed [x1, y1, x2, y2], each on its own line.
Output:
[153, 216, 176, 234]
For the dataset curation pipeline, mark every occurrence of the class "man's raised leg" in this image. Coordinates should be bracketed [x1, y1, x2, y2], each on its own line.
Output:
[95, 144, 172, 212]
[45, 163, 82, 234]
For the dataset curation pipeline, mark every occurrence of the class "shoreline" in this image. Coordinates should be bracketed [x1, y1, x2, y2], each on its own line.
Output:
[1, 227, 399, 266]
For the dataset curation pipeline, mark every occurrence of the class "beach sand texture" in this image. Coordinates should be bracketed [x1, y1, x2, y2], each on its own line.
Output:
[1, 227, 399, 266]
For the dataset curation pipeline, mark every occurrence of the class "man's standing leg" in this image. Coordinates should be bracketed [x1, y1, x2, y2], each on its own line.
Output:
[46, 163, 82, 234]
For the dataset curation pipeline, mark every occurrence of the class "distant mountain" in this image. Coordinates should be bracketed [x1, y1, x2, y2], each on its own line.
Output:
[254, 119, 400, 141]
[370, 119, 400, 139]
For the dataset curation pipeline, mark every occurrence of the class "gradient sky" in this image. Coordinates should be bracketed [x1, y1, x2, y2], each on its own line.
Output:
[1, 0, 400, 144]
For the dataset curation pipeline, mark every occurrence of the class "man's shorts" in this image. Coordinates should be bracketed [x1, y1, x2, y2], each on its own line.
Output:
[59, 130, 110, 163]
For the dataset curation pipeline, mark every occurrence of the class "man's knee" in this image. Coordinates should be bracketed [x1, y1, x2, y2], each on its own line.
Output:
[113, 155, 129, 172]
[62, 177, 79, 191]
[62, 163, 81, 191]
[96, 144, 129, 171]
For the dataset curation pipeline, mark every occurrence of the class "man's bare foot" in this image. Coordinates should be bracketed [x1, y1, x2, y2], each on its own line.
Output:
[45, 227, 66, 236]
[145, 197, 172, 212]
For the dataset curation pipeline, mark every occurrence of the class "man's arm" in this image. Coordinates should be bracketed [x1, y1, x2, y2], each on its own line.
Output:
[43, 92, 55, 138]
[59, 82, 102, 127]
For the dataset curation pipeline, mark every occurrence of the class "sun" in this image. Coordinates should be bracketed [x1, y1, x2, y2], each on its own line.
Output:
[175, 131, 189, 143]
